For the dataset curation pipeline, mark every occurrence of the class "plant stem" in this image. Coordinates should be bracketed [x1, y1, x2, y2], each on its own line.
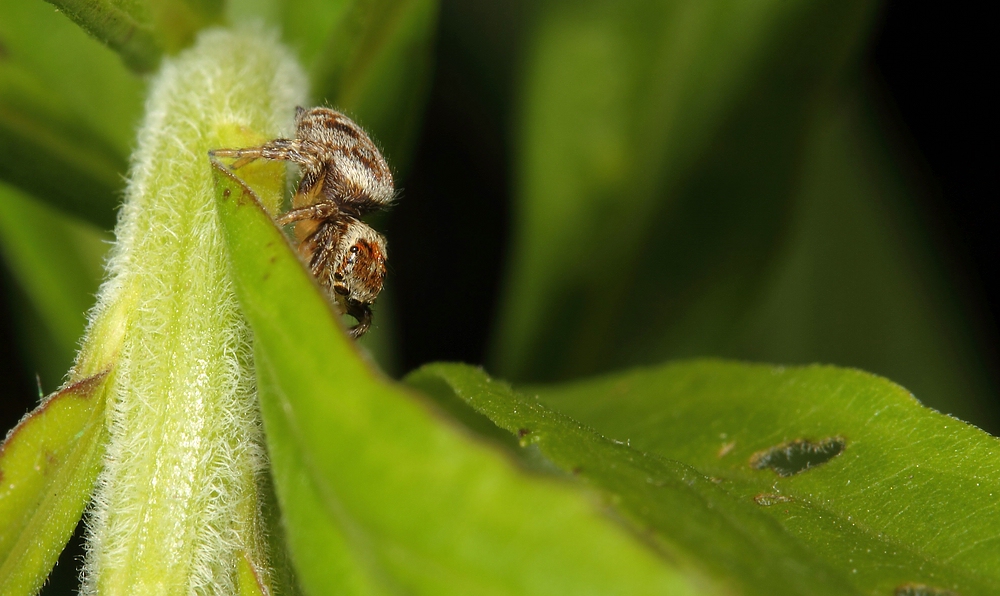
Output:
[76, 27, 306, 595]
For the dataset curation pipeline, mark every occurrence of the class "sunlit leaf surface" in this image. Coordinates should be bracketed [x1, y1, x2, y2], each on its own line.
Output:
[213, 164, 704, 595]
[409, 361, 1000, 596]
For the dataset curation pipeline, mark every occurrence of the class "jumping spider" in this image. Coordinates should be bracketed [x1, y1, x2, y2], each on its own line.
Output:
[211, 107, 393, 338]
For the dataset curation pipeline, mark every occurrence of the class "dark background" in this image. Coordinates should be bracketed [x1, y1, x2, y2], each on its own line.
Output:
[2, 0, 996, 427]
[388, 0, 1000, 379]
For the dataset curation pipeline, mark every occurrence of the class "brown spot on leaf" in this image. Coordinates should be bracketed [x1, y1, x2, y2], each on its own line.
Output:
[754, 493, 792, 506]
[210, 160, 261, 208]
[38, 449, 62, 476]
[238, 188, 256, 206]
[717, 440, 736, 458]
[517, 428, 530, 438]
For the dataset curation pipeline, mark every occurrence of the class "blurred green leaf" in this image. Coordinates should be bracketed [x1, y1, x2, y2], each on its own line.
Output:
[280, 0, 440, 171]
[0, 370, 111, 596]
[278, 0, 353, 69]
[491, 0, 875, 376]
[0, 183, 109, 388]
[213, 163, 705, 595]
[0, 0, 145, 229]
[40, 0, 163, 72]
[718, 88, 1000, 432]
[141, 0, 225, 53]
[490, 0, 997, 431]
[410, 361, 1000, 596]
[43, 0, 225, 71]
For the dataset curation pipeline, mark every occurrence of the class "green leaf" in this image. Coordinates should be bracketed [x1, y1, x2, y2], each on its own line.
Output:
[408, 361, 1000, 596]
[237, 552, 270, 596]
[42, 0, 225, 71]
[489, 0, 997, 432]
[280, 0, 440, 171]
[719, 87, 1000, 432]
[0, 182, 110, 389]
[490, 0, 876, 378]
[212, 163, 706, 595]
[0, 370, 112, 596]
[40, 0, 164, 72]
[0, 0, 145, 228]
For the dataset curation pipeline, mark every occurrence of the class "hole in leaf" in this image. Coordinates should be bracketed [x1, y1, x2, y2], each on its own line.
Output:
[750, 436, 845, 477]
[895, 583, 959, 596]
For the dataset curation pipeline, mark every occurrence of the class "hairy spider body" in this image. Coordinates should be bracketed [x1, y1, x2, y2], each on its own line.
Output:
[211, 107, 393, 338]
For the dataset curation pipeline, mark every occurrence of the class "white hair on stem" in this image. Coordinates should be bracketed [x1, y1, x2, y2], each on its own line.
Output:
[76, 27, 307, 595]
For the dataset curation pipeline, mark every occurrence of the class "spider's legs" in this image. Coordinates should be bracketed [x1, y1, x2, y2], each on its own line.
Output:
[275, 202, 341, 226]
[209, 138, 303, 169]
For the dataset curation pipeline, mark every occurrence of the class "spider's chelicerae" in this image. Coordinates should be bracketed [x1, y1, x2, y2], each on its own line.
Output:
[211, 107, 394, 338]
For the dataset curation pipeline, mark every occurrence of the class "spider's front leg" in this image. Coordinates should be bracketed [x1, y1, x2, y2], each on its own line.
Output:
[209, 138, 304, 170]
[275, 202, 341, 226]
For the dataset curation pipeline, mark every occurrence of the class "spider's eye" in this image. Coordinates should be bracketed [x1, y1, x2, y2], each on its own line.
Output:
[350, 245, 359, 254]
[334, 272, 344, 281]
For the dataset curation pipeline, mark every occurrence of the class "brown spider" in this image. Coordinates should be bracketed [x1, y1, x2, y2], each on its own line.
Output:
[211, 107, 394, 338]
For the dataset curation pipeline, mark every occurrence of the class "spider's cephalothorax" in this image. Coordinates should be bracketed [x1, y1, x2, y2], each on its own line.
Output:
[211, 107, 394, 338]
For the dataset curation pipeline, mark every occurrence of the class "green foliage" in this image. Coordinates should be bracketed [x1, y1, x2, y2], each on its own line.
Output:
[0, 0, 145, 229]
[490, 0, 997, 432]
[0, 371, 112, 596]
[39, 0, 164, 72]
[492, 0, 874, 379]
[214, 163, 702, 595]
[43, 0, 225, 70]
[0, 182, 109, 388]
[0, 0, 997, 594]
[236, 552, 270, 596]
[409, 362, 1000, 595]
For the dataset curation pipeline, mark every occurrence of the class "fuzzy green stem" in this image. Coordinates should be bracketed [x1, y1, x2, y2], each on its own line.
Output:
[75, 28, 306, 595]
